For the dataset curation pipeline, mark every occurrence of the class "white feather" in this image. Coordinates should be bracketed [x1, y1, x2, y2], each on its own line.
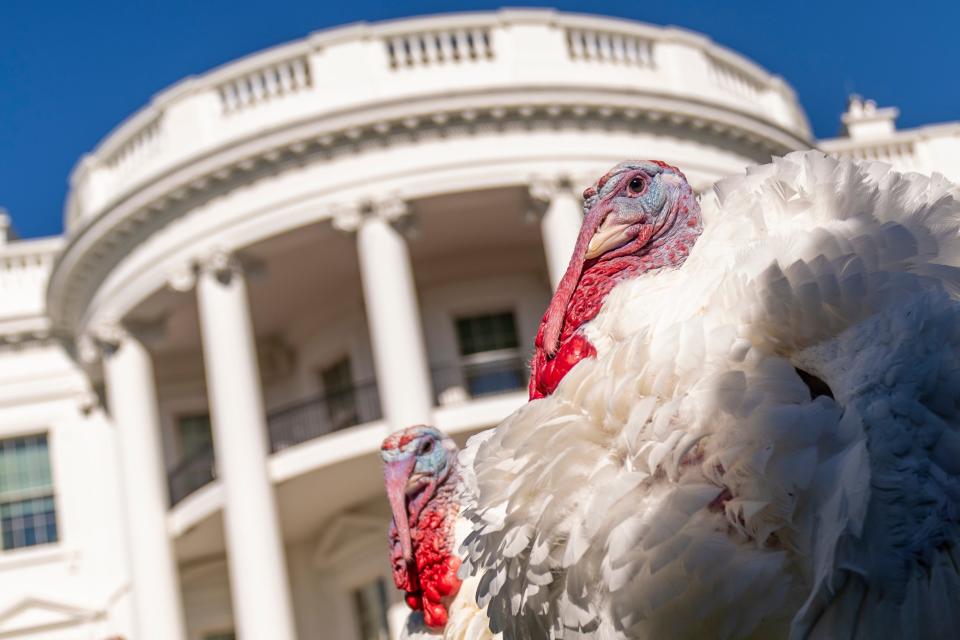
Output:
[458, 151, 960, 639]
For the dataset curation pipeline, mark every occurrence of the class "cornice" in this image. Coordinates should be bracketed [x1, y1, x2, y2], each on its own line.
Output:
[48, 87, 812, 338]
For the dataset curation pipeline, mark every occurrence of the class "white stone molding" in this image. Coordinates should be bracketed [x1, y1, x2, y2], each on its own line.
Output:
[166, 261, 198, 292]
[49, 94, 810, 337]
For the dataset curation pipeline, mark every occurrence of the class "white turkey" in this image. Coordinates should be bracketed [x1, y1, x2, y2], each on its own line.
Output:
[456, 150, 960, 639]
[380, 425, 495, 639]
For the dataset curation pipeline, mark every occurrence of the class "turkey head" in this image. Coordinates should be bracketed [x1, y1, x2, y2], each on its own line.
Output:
[530, 160, 702, 399]
[381, 425, 462, 629]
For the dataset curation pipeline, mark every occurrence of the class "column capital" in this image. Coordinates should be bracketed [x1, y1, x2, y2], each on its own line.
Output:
[167, 261, 198, 292]
[78, 318, 168, 363]
[330, 197, 416, 237]
[77, 321, 127, 363]
[168, 250, 263, 291]
[200, 249, 243, 284]
[526, 175, 585, 224]
[528, 174, 578, 205]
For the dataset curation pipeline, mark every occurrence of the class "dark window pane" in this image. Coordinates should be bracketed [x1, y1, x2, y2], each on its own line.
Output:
[0, 434, 58, 551]
[321, 358, 359, 431]
[455, 312, 519, 355]
[1, 495, 58, 550]
[354, 577, 391, 640]
[177, 415, 213, 458]
[453, 312, 525, 396]
[465, 365, 526, 397]
[0, 433, 53, 502]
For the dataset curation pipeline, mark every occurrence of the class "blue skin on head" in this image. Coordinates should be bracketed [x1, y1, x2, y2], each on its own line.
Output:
[380, 426, 453, 482]
[584, 161, 676, 258]
[380, 426, 458, 566]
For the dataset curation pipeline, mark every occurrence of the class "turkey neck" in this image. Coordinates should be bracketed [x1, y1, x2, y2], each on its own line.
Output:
[530, 200, 701, 399]
[560, 217, 701, 343]
[411, 473, 458, 548]
[410, 473, 462, 628]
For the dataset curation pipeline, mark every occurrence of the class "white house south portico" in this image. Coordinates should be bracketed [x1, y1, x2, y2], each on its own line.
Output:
[21, 10, 874, 639]
[0, 8, 956, 640]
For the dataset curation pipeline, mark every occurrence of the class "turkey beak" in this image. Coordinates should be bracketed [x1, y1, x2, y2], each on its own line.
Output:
[384, 456, 418, 563]
[541, 199, 614, 356]
[586, 214, 633, 259]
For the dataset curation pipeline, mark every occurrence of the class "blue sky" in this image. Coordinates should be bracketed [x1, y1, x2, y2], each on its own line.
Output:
[1, 0, 957, 238]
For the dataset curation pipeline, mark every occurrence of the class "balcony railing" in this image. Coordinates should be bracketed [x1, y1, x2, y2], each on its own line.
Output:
[166, 362, 529, 507]
[432, 353, 528, 405]
[266, 381, 382, 453]
[168, 442, 216, 506]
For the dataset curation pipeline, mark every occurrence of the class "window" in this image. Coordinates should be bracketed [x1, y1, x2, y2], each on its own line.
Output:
[321, 358, 359, 431]
[354, 577, 391, 640]
[454, 311, 526, 396]
[176, 414, 213, 458]
[169, 415, 216, 506]
[203, 632, 235, 640]
[0, 434, 58, 550]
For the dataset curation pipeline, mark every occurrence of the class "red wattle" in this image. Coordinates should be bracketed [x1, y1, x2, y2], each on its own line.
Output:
[424, 601, 448, 627]
[393, 498, 462, 629]
[530, 333, 597, 399]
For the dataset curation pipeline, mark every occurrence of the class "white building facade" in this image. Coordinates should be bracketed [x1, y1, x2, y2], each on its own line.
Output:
[0, 9, 957, 640]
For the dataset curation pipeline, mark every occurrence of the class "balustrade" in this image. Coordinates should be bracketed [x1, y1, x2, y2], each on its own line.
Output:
[217, 55, 311, 114]
[102, 113, 163, 172]
[66, 11, 811, 229]
[708, 54, 763, 101]
[385, 27, 494, 69]
[565, 27, 655, 67]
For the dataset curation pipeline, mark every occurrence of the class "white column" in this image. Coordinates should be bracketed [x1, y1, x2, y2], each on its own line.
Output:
[101, 327, 188, 640]
[195, 253, 298, 640]
[336, 201, 433, 428]
[388, 601, 409, 640]
[530, 178, 584, 289]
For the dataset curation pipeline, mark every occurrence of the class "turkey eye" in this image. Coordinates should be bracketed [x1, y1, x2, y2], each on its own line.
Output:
[421, 440, 433, 454]
[628, 176, 645, 195]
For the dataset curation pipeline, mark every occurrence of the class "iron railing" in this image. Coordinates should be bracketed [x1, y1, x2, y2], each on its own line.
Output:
[166, 362, 527, 507]
[166, 382, 383, 505]
[167, 442, 216, 506]
[432, 353, 528, 405]
[266, 381, 382, 453]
